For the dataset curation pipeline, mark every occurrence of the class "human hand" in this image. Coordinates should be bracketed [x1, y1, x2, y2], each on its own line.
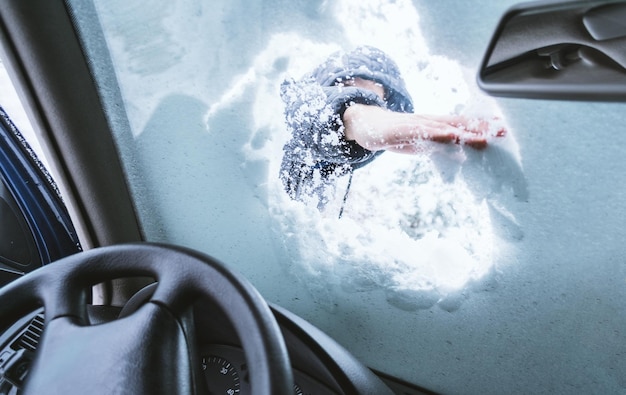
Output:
[446, 116, 507, 149]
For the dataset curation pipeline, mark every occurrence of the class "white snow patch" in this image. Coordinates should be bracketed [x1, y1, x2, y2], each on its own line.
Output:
[236, 0, 526, 311]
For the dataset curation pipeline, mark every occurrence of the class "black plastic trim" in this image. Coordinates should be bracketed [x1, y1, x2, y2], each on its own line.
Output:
[478, 0, 626, 101]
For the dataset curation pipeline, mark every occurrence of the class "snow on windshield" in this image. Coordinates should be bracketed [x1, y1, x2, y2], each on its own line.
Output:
[93, 0, 526, 312]
[212, 0, 526, 311]
[45, 1, 626, 392]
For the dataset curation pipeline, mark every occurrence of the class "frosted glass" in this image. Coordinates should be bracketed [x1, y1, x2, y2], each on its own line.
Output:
[70, 1, 626, 393]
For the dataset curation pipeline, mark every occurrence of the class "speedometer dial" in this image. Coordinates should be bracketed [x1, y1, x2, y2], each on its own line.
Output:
[201, 344, 340, 394]
[202, 355, 241, 395]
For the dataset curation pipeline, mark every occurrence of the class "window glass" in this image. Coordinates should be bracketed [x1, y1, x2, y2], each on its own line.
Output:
[0, 178, 39, 267]
[0, 60, 47, 168]
[0, 65, 40, 275]
[73, 1, 626, 393]
[0, 63, 38, 271]
[0, 61, 82, 284]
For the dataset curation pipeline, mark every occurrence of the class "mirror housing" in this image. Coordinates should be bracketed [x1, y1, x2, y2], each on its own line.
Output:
[478, 0, 626, 101]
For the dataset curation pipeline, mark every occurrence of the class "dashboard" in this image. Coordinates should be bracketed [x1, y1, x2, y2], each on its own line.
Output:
[200, 344, 337, 394]
[0, 284, 427, 395]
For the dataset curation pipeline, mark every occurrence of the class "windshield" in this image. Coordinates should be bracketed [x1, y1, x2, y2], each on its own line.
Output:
[70, 1, 625, 393]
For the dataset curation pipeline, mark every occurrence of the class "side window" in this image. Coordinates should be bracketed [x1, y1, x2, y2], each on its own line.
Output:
[0, 62, 81, 287]
[0, 175, 40, 278]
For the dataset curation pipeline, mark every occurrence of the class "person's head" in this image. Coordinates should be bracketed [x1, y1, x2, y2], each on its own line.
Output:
[310, 46, 414, 113]
[341, 77, 385, 101]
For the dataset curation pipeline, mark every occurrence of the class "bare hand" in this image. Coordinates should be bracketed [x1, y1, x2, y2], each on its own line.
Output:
[343, 104, 506, 153]
[445, 116, 507, 149]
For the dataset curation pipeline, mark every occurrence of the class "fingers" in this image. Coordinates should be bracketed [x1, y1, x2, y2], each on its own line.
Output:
[427, 129, 488, 149]
[454, 117, 507, 149]
[459, 134, 488, 150]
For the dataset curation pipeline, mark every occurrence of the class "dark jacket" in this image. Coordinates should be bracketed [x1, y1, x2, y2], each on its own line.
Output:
[279, 46, 414, 209]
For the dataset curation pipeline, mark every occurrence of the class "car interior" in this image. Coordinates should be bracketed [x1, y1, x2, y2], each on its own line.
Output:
[1, 1, 625, 394]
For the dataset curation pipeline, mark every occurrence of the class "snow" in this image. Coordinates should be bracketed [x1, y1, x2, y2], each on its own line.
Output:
[227, 0, 526, 312]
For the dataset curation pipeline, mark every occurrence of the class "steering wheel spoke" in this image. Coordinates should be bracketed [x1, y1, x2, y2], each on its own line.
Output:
[0, 243, 294, 395]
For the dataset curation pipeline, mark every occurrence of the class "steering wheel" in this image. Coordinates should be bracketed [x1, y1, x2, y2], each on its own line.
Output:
[0, 243, 294, 394]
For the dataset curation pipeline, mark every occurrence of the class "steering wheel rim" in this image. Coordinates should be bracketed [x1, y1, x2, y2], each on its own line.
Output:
[0, 243, 294, 395]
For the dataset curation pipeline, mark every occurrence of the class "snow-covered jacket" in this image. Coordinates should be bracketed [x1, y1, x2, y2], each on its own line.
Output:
[279, 46, 414, 209]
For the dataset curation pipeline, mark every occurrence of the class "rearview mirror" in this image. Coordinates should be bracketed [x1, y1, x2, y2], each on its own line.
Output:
[478, 0, 626, 101]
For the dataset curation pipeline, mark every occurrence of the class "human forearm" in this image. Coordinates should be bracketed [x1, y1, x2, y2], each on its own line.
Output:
[342, 104, 504, 152]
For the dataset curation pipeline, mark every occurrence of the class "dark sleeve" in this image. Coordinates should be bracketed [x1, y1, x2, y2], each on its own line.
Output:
[281, 78, 386, 166]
